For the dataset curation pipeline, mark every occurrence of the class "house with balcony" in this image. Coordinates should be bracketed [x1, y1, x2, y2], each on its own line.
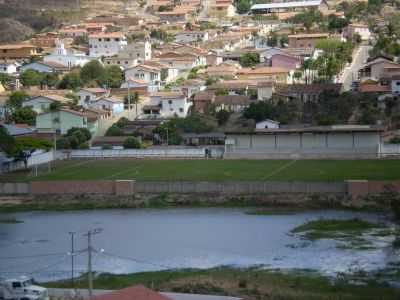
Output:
[144, 92, 191, 118]
[88, 32, 128, 57]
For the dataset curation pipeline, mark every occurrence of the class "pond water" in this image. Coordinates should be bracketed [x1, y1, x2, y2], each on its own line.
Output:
[0, 208, 398, 282]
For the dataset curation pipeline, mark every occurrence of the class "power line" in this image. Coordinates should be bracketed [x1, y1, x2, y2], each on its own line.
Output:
[0, 252, 67, 260]
[98, 250, 174, 270]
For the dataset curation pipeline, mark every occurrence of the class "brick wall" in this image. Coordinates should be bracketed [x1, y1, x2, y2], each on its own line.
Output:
[30, 181, 115, 195]
[347, 180, 400, 199]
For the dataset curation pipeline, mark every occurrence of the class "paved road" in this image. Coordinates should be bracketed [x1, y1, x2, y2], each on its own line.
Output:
[340, 45, 372, 91]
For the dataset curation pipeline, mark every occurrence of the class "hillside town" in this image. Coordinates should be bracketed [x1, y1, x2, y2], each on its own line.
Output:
[0, 0, 399, 161]
[2, 1, 400, 299]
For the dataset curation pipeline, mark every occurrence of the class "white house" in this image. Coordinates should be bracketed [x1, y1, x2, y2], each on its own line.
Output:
[175, 31, 209, 44]
[391, 76, 400, 95]
[77, 88, 109, 107]
[88, 32, 128, 57]
[345, 24, 371, 41]
[256, 119, 280, 129]
[146, 92, 191, 118]
[90, 96, 124, 116]
[22, 94, 70, 113]
[125, 62, 178, 87]
[0, 60, 19, 74]
[43, 39, 96, 68]
[103, 41, 151, 68]
[20, 61, 68, 73]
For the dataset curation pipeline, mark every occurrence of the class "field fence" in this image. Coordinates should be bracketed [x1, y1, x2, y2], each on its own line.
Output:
[67, 148, 207, 159]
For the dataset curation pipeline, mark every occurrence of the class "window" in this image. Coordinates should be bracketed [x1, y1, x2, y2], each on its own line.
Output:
[125, 61, 128, 65]
[168, 100, 172, 104]
[98, 38, 102, 42]
[115, 38, 120, 42]
[396, 82, 400, 86]
[105, 38, 110, 42]
[12, 282, 22, 288]
[179, 108, 183, 112]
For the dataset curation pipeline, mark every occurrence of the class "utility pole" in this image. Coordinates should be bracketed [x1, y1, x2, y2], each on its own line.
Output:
[128, 80, 131, 120]
[69, 232, 75, 290]
[85, 228, 102, 299]
[87, 231, 93, 299]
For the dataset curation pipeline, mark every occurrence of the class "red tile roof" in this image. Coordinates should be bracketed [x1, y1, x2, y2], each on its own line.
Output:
[91, 286, 172, 300]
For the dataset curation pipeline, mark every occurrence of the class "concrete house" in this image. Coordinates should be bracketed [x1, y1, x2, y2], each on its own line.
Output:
[103, 41, 152, 68]
[175, 31, 209, 44]
[158, 10, 188, 23]
[210, 1, 236, 17]
[90, 96, 124, 116]
[287, 33, 329, 49]
[237, 67, 289, 83]
[256, 119, 280, 129]
[125, 62, 178, 87]
[251, 0, 329, 16]
[155, 51, 205, 72]
[275, 83, 342, 102]
[214, 95, 252, 112]
[36, 108, 95, 135]
[88, 32, 128, 57]
[0, 44, 37, 59]
[20, 61, 69, 73]
[192, 91, 216, 113]
[270, 53, 301, 71]
[22, 94, 70, 113]
[146, 92, 191, 118]
[0, 60, 19, 74]
[77, 88, 109, 107]
[358, 57, 400, 81]
[345, 23, 371, 41]
[225, 125, 384, 159]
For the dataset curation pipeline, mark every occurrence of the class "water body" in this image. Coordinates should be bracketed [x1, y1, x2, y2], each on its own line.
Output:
[0, 208, 398, 282]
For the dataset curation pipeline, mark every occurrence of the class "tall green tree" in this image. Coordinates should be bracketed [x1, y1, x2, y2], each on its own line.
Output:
[20, 69, 44, 87]
[6, 91, 29, 114]
[81, 60, 107, 86]
[11, 107, 36, 125]
[0, 126, 15, 156]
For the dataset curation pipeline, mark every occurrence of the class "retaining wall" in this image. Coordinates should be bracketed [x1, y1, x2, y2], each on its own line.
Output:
[0, 182, 30, 194]
[347, 180, 400, 199]
[1, 180, 400, 197]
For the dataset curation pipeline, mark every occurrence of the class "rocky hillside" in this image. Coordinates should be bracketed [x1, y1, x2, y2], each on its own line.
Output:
[0, 18, 34, 43]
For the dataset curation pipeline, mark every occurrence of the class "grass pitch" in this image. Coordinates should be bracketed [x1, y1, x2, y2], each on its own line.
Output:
[1, 159, 399, 182]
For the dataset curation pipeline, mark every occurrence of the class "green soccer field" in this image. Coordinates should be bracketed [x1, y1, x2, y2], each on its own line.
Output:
[2, 159, 400, 182]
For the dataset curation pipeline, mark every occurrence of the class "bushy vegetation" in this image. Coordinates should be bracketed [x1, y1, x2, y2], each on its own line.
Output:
[56, 127, 91, 149]
[123, 136, 141, 149]
[239, 53, 260, 68]
[153, 115, 215, 145]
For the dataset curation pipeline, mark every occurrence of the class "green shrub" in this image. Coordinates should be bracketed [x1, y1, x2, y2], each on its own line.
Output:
[106, 124, 124, 136]
[123, 137, 141, 149]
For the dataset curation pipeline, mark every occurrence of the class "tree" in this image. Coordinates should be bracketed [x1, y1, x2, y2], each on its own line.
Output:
[216, 109, 230, 125]
[105, 124, 125, 136]
[239, 53, 260, 67]
[123, 136, 141, 149]
[105, 65, 123, 88]
[11, 107, 36, 125]
[58, 72, 82, 89]
[20, 69, 44, 87]
[0, 73, 11, 85]
[237, 0, 251, 14]
[81, 60, 107, 86]
[6, 91, 29, 114]
[0, 126, 15, 156]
